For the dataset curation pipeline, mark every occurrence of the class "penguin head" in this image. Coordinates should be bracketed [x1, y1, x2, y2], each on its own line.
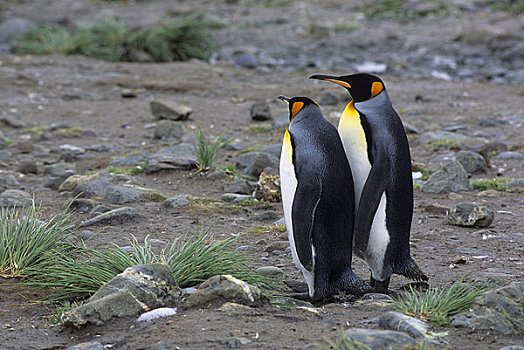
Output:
[278, 95, 319, 122]
[309, 73, 385, 103]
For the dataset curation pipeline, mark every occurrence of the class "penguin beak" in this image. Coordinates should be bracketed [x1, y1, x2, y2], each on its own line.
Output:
[278, 95, 291, 105]
[309, 74, 351, 89]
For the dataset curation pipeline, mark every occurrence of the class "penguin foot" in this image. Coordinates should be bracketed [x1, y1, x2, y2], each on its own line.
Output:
[370, 276, 390, 293]
[401, 260, 429, 282]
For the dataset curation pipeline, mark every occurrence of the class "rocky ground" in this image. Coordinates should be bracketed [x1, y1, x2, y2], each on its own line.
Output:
[1, 0, 524, 349]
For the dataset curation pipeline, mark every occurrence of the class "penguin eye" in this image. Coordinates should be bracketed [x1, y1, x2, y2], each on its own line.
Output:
[291, 102, 304, 119]
[371, 82, 383, 98]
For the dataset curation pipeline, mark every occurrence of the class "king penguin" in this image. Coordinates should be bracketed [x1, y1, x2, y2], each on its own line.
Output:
[278, 95, 368, 301]
[309, 73, 428, 292]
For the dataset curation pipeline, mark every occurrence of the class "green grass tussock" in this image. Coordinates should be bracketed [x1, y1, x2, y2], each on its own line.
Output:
[0, 204, 75, 278]
[394, 279, 496, 325]
[14, 24, 72, 55]
[14, 16, 218, 63]
[192, 127, 230, 173]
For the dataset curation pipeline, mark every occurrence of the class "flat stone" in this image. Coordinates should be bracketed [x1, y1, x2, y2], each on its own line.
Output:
[150, 100, 192, 121]
[0, 189, 32, 207]
[448, 202, 495, 227]
[507, 178, 524, 187]
[146, 144, 197, 173]
[0, 174, 20, 188]
[378, 311, 428, 338]
[66, 341, 104, 350]
[235, 52, 258, 69]
[342, 328, 416, 350]
[217, 302, 254, 313]
[422, 159, 471, 193]
[255, 266, 284, 275]
[185, 275, 261, 308]
[43, 170, 76, 190]
[221, 193, 252, 202]
[63, 264, 180, 328]
[423, 203, 450, 215]
[451, 281, 524, 335]
[226, 337, 252, 348]
[79, 207, 140, 227]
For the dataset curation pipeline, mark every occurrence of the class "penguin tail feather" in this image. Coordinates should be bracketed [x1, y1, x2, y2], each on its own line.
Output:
[398, 259, 428, 282]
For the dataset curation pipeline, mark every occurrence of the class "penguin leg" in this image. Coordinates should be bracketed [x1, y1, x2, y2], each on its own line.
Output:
[370, 275, 390, 293]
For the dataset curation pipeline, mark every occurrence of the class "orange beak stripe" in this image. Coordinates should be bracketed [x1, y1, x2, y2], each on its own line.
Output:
[325, 78, 351, 89]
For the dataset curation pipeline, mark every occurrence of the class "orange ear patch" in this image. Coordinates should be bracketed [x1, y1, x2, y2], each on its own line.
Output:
[371, 81, 383, 98]
[291, 101, 304, 119]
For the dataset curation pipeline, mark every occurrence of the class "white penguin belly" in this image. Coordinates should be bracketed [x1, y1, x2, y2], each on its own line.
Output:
[366, 193, 389, 279]
[280, 131, 315, 296]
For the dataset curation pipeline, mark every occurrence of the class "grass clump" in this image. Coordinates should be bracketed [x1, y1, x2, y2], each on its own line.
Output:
[0, 204, 75, 278]
[133, 17, 218, 62]
[72, 18, 131, 62]
[192, 127, 230, 173]
[245, 224, 286, 235]
[394, 279, 495, 325]
[470, 177, 512, 191]
[25, 231, 272, 302]
[14, 24, 72, 55]
[364, 0, 448, 21]
[426, 138, 461, 151]
[14, 16, 218, 63]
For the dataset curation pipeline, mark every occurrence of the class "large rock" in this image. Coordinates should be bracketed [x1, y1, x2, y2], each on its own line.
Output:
[448, 202, 495, 227]
[185, 275, 261, 308]
[341, 328, 416, 350]
[223, 179, 254, 195]
[451, 282, 524, 335]
[250, 102, 272, 121]
[72, 180, 114, 199]
[146, 144, 198, 173]
[378, 311, 428, 339]
[421, 159, 471, 193]
[236, 152, 279, 178]
[58, 173, 112, 192]
[0, 189, 32, 207]
[102, 185, 163, 204]
[150, 100, 192, 121]
[455, 150, 487, 174]
[62, 264, 180, 328]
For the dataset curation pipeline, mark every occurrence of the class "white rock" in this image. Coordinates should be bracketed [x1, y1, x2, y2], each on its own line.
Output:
[137, 307, 177, 322]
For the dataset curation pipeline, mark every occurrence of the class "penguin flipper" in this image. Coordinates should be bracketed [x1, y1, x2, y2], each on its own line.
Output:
[291, 172, 322, 271]
[354, 159, 387, 253]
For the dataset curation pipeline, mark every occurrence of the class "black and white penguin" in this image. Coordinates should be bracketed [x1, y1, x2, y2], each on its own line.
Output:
[309, 74, 428, 292]
[278, 95, 368, 301]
